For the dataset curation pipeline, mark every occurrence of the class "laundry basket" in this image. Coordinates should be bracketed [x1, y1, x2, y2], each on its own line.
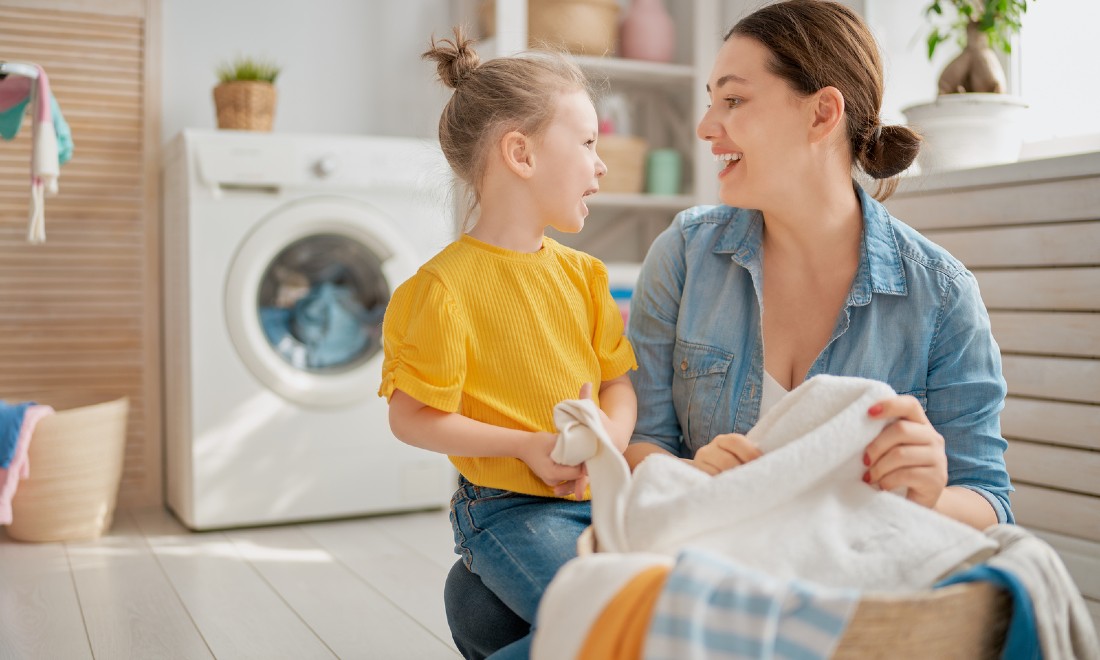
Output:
[576, 526, 1011, 658]
[6, 395, 130, 543]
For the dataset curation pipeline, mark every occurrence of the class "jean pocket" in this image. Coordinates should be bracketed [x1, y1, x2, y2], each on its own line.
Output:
[672, 339, 735, 446]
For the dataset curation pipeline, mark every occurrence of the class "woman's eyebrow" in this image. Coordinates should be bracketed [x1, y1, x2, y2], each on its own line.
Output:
[705, 73, 750, 93]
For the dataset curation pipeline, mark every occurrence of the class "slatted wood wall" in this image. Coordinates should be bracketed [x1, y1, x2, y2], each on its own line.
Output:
[0, 0, 161, 508]
[888, 154, 1100, 628]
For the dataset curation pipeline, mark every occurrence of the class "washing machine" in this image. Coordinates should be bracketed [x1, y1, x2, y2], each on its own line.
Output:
[162, 129, 456, 530]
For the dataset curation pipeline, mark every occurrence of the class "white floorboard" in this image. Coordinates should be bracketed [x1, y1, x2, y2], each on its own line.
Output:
[1, 506, 461, 659]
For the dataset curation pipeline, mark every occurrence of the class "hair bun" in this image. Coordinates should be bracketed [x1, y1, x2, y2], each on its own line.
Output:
[423, 27, 481, 89]
[860, 124, 921, 180]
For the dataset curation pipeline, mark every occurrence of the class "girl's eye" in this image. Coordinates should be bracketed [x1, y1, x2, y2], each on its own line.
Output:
[584, 139, 596, 148]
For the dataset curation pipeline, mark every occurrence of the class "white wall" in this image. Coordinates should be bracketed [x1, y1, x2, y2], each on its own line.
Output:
[161, 0, 456, 144]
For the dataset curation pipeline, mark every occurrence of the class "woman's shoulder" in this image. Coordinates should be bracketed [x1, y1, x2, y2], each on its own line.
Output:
[886, 215, 969, 282]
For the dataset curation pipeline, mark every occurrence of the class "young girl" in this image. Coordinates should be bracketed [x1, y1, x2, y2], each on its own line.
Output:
[378, 29, 637, 659]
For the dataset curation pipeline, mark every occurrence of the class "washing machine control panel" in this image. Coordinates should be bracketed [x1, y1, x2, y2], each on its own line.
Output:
[313, 155, 338, 178]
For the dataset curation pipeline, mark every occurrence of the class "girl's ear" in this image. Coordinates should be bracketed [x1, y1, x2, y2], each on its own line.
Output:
[500, 130, 536, 178]
[807, 86, 845, 144]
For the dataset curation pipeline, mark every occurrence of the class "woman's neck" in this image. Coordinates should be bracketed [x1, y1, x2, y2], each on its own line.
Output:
[760, 178, 863, 268]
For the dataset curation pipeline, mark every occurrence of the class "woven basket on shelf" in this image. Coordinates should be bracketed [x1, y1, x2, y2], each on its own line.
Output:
[6, 396, 130, 543]
[213, 80, 277, 131]
[597, 134, 648, 194]
[480, 0, 620, 56]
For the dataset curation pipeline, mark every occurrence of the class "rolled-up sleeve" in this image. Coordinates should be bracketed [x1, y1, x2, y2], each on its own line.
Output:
[927, 269, 1014, 523]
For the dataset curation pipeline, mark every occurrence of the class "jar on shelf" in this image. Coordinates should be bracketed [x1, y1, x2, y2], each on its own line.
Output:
[620, 0, 676, 63]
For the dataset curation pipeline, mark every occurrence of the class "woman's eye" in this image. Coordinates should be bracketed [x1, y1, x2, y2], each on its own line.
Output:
[725, 97, 742, 108]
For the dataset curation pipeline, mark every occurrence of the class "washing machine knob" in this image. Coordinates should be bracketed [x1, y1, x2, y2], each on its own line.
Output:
[313, 156, 338, 178]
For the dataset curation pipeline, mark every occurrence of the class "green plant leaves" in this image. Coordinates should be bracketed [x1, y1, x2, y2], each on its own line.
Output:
[216, 56, 281, 84]
[922, 0, 1032, 60]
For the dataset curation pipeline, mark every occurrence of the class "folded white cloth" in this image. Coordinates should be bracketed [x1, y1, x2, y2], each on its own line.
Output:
[554, 374, 996, 591]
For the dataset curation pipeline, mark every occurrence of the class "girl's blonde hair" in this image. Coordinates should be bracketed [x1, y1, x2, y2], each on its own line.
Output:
[423, 27, 591, 233]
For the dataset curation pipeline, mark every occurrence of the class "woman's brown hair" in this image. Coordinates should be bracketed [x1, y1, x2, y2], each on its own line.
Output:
[728, 0, 921, 200]
[423, 27, 591, 232]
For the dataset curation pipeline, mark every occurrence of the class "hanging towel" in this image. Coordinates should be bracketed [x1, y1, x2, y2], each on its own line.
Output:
[1, 401, 34, 468]
[939, 524, 1100, 660]
[0, 63, 73, 244]
[552, 374, 997, 591]
[0, 404, 54, 524]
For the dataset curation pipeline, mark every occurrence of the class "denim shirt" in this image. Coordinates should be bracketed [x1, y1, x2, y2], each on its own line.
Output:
[628, 185, 1014, 523]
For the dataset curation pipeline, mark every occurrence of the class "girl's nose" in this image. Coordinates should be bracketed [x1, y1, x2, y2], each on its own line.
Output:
[595, 155, 607, 177]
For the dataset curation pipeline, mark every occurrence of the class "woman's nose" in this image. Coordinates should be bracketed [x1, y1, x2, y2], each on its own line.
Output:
[696, 107, 719, 142]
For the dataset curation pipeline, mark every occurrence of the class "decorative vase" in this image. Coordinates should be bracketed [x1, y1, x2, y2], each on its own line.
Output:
[902, 93, 1028, 172]
[619, 0, 676, 63]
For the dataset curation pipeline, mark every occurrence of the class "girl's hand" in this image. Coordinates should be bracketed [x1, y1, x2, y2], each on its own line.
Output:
[519, 431, 588, 498]
[864, 395, 948, 509]
[691, 433, 763, 476]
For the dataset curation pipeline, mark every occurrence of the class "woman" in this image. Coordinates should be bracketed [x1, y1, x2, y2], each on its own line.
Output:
[445, 1, 1013, 656]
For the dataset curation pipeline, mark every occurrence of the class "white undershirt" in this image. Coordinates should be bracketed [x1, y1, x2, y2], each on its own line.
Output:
[760, 370, 790, 419]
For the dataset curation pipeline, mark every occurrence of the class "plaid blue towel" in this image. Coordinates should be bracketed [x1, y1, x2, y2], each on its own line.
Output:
[645, 548, 859, 660]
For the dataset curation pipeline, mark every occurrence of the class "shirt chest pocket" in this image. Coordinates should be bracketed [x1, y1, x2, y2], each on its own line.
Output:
[672, 340, 735, 451]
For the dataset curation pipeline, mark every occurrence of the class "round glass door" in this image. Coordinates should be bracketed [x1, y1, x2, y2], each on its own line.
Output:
[225, 197, 418, 408]
[257, 234, 388, 372]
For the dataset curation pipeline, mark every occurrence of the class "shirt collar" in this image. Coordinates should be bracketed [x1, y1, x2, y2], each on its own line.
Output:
[714, 183, 907, 304]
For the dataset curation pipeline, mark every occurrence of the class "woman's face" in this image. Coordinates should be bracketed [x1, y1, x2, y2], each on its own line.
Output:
[697, 35, 814, 209]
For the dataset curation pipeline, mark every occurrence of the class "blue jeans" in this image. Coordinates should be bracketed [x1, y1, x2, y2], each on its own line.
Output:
[448, 477, 590, 659]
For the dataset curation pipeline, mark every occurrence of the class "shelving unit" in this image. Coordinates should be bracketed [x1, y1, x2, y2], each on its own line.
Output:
[457, 0, 721, 263]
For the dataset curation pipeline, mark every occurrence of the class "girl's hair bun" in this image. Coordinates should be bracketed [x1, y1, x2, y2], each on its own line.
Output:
[423, 27, 480, 89]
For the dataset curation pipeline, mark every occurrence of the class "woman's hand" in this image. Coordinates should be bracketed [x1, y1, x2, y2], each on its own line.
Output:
[864, 395, 948, 509]
[691, 433, 763, 476]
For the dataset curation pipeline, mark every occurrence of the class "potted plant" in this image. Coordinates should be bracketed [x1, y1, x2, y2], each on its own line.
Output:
[902, 0, 1032, 172]
[213, 56, 281, 132]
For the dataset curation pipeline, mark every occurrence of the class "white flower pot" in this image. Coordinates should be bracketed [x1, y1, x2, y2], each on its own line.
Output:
[903, 94, 1028, 172]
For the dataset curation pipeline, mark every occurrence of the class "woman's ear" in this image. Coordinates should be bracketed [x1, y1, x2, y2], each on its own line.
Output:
[500, 130, 536, 178]
[808, 86, 845, 144]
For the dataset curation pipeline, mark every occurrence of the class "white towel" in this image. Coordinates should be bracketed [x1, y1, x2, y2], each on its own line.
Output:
[554, 374, 996, 591]
[28, 64, 59, 244]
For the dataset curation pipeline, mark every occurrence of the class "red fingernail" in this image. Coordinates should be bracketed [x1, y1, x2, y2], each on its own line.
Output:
[863, 452, 870, 466]
[862, 471, 871, 483]
[868, 404, 883, 416]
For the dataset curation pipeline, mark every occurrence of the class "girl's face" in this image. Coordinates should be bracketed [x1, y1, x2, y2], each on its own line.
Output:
[697, 36, 814, 209]
[530, 89, 607, 234]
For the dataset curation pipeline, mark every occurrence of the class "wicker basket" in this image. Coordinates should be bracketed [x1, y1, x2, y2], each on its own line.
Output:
[6, 396, 130, 543]
[213, 80, 277, 131]
[480, 0, 620, 56]
[576, 526, 1010, 657]
[597, 134, 648, 194]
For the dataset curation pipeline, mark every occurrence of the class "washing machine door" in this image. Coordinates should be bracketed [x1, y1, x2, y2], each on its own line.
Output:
[225, 196, 418, 408]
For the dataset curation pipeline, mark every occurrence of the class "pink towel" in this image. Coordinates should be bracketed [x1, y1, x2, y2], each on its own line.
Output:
[0, 404, 54, 525]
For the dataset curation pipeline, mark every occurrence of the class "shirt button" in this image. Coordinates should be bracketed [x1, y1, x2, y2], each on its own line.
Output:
[680, 359, 688, 372]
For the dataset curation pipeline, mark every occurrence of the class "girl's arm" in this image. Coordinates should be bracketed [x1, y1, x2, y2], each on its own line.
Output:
[388, 389, 586, 490]
[595, 374, 637, 452]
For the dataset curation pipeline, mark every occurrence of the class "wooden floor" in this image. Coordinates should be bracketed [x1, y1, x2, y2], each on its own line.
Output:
[0, 507, 462, 659]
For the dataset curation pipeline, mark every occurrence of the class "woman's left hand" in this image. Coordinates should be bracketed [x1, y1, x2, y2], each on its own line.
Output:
[863, 395, 948, 509]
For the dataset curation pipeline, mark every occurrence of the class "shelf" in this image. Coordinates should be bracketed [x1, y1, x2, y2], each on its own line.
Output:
[571, 55, 695, 86]
[588, 193, 696, 212]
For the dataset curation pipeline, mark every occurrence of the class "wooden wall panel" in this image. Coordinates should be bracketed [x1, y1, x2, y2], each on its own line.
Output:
[890, 160, 1100, 602]
[0, 1, 160, 508]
